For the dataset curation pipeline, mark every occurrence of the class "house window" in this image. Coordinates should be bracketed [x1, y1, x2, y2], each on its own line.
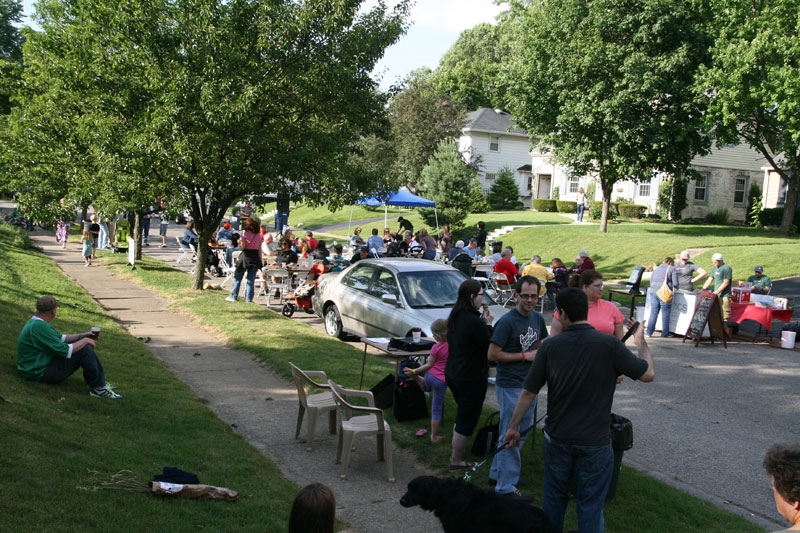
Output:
[734, 176, 749, 205]
[489, 136, 500, 152]
[778, 178, 787, 205]
[485, 172, 497, 181]
[568, 177, 580, 194]
[639, 180, 651, 197]
[694, 173, 709, 204]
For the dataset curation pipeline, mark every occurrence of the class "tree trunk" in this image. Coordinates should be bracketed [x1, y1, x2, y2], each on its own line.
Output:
[134, 212, 143, 261]
[80, 204, 89, 225]
[599, 182, 613, 233]
[778, 174, 799, 235]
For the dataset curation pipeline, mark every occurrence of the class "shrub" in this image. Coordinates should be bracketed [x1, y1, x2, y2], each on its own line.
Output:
[556, 200, 577, 213]
[586, 181, 596, 203]
[657, 177, 688, 220]
[552, 185, 560, 200]
[419, 206, 468, 229]
[618, 204, 647, 218]
[588, 201, 618, 221]
[533, 199, 557, 212]
[467, 178, 490, 213]
[705, 209, 729, 225]
[745, 183, 761, 225]
[487, 169, 524, 210]
[757, 207, 800, 231]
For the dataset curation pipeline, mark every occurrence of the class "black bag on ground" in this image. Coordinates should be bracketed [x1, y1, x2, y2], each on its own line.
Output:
[393, 380, 429, 422]
[370, 374, 395, 409]
[610, 413, 633, 451]
[471, 411, 500, 457]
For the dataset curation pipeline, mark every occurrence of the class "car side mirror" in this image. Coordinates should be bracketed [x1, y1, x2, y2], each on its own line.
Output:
[381, 294, 401, 307]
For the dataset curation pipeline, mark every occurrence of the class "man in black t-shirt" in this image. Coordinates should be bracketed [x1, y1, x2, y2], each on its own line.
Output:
[503, 288, 654, 533]
[397, 216, 413, 234]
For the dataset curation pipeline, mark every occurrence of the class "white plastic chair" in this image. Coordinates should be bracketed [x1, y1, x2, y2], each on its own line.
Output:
[264, 268, 291, 306]
[219, 252, 238, 289]
[289, 363, 336, 452]
[297, 257, 313, 269]
[329, 380, 394, 482]
[175, 237, 195, 264]
[493, 272, 516, 307]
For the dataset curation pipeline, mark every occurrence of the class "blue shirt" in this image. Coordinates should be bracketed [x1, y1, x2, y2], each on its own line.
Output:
[490, 307, 548, 388]
[367, 235, 384, 252]
[465, 247, 477, 259]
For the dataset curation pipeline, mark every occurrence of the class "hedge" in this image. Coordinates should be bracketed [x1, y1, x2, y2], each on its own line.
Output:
[758, 207, 800, 232]
[618, 204, 647, 219]
[556, 200, 577, 213]
[588, 201, 619, 221]
[533, 199, 557, 212]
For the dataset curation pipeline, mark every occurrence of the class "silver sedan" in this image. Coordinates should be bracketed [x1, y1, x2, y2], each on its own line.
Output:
[312, 258, 508, 339]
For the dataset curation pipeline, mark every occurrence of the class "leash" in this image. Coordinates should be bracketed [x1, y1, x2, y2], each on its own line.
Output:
[463, 412, 546, 482]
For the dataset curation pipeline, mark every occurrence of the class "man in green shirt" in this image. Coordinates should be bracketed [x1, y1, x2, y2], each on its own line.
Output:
[747, 265, 772, 295]
[17, 296, 121, 399]
[702, 252, 733, 335]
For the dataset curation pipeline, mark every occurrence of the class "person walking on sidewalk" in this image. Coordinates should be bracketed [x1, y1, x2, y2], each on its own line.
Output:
[576, 187, 587, 222]
[503, 288, 654, 532]
[17, 296, 121, 399]
[488, 276, 548, 502]
[81, 227, 94, 267]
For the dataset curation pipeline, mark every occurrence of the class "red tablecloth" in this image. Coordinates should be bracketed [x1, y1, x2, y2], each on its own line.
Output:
[731, 302, 794, 330]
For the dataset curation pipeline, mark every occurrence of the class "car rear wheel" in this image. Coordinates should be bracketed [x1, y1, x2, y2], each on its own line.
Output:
[324, 304, 345, 339]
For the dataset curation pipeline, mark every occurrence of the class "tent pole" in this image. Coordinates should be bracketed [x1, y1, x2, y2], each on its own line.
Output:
[347, 205, 354, 241]
[384, 204, 388, 231]
[434, 208, 440, 237]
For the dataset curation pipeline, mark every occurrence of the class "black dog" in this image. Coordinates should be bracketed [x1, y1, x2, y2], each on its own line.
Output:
[400, 475, 556, 533]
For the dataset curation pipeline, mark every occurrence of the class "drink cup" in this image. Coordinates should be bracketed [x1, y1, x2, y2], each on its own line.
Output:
[90, 327, 101, 340]
[412, 328, 421, 343]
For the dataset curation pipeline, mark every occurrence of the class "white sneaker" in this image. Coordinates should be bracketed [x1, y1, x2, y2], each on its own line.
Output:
[225, 296, 236, 302]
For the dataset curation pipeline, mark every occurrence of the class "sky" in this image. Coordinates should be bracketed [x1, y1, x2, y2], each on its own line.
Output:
[18, 0, 504, 91]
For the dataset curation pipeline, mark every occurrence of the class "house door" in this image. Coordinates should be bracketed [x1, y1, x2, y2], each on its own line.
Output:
[537, 175, 552, 199]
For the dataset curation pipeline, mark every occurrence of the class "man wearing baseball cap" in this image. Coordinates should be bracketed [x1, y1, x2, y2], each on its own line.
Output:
[17, 296, 120, 399]
[702, 252, 733, 327]
[747, 265, 772, 295]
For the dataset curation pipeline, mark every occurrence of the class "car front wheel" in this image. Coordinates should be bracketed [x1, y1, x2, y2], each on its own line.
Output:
[324, 304, 345, 339]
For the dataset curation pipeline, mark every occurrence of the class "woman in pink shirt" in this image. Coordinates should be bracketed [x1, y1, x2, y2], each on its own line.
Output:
[226, 217, 263, 303]
[551, 270, 625, 338]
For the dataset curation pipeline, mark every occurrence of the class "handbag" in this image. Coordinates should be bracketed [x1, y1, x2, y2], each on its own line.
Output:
[388, 337, 435, 352]
[656, 266, 674, 303]
[392, 380, 429, 422]
[471, 411, 500, 457]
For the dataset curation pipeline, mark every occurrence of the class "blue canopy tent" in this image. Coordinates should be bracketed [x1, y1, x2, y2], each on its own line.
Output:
[348, 189, 438, 242]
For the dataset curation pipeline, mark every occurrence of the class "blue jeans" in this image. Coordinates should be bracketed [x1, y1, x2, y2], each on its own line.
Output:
[576, 203, 584, 221]
[490, 386, 537, 494]
[98, 223, 109, 249]
[230, 265, 258, 302]
[142, 217, 151, 243]
[542, 433, 613, 533]
[274, 210, 290, 232]
[646, 288, 671, 337]
[41, 344, 106, 390]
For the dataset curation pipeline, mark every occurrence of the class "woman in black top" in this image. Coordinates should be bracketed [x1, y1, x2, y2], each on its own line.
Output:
[445, 279, 494, 469]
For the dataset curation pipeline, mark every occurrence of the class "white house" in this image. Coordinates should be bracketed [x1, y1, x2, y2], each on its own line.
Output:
[530, 143, 770, 222]
[458, 108, 533, 203]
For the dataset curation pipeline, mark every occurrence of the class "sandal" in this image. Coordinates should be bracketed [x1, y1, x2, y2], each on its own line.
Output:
[431, 435, 444, 444]
[449, 461, 476, 471]
[415, 428, 428, 437]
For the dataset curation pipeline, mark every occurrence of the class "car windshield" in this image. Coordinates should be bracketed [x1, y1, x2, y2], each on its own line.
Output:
[398, 270, 498, 309]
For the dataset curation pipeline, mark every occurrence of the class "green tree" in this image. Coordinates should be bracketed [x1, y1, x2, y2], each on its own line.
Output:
[504, 0, 712, 232]
[418, 140, 474, 227]
[467, 177, 489, 213]
[657, 176, 688, 220]
[697, 0, 800, 235]
[4, 0, 409, 288]
[0, 0, 23, 115]
[431, 22, 513, 111]
[486, 166, 523, 209]
[389, 68, 466, 193]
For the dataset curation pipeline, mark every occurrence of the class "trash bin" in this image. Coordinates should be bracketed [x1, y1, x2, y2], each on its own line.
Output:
[568, 413, 632, 501]
[606, 413, 633, 501]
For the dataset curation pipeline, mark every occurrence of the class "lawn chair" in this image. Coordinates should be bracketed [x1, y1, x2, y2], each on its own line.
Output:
[219, 252, 238, 289]
[288, 363, 336, 452]
[329, 380, 394, 482]
[175, 236, 196, 264]
[264, 267, 290, 306]
[492, 272, 515, 307]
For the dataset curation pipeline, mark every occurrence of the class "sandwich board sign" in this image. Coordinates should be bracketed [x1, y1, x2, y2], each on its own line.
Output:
[683, 291, 727, 348]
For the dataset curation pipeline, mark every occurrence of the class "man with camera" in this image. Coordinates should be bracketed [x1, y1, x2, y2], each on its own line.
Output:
[503, 288, 654, 532]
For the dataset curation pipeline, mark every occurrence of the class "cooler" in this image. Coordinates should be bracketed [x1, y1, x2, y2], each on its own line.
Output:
[732, 287, 751, 304]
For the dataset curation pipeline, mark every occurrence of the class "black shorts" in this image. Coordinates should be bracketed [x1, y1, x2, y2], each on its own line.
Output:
[447, 378, 488, 436]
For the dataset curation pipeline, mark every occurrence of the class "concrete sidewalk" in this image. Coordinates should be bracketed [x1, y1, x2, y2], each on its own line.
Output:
[30, 231, 442, 532]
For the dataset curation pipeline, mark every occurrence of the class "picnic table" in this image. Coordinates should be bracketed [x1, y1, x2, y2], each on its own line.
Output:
[358, 337, 435, 390]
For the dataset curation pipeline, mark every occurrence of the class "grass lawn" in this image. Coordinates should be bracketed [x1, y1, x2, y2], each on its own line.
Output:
[94, 235, 764, 532]
[0, 223, 303, 532]
[256, 202, 572, 239]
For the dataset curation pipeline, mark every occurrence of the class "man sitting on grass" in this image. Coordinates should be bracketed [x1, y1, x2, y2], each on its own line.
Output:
[17, 296, 121, 399]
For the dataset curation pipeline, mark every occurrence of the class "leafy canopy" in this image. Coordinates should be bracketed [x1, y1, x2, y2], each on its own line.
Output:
[503, 0, 712, 232]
